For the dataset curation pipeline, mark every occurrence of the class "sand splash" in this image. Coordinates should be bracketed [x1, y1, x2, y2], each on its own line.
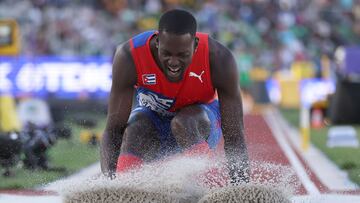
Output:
[47, 156, 298, 203]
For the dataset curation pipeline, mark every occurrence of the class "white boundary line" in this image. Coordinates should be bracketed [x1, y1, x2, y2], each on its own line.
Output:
[272, 108, 359, 191]
[264, 109, 321, 195]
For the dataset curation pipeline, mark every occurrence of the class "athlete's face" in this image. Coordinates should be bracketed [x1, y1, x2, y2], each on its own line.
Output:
[156, 31, 197, 83]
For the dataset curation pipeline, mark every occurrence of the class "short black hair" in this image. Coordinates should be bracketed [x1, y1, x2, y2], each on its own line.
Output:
[158, 9, 197, 36]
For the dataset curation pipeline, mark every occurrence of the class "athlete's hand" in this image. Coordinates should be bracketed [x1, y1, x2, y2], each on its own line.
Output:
[228, 161, 250, 185]
[103, 171, 116, 180]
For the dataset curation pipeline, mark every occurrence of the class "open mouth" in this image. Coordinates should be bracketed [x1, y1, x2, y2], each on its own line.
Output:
[167, 66, 181, 77]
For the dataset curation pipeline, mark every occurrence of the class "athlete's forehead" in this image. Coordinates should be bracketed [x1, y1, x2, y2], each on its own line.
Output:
[158, 31, 194, 53]
[158, 31, 194, 43]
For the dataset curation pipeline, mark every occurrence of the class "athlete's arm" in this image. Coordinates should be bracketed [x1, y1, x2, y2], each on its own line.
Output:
[209, 38, 250, 184]
[100, 42, 137, 177]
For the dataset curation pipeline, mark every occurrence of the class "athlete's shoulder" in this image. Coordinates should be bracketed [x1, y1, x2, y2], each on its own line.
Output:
[112, 40, 137, 86]
[208, 36, 238, 89]
[208, 36, 233, 60]
[131, 30, 157, 48]
[114, 40, 132, 63]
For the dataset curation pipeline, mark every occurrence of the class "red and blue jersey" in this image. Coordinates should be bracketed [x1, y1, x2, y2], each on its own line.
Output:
[130, 30, 217, 116]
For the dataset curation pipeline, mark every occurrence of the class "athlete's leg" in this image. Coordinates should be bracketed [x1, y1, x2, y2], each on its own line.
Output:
[171, 101, 228, 188]
[116, 108, 161, 172]
[170, 105, 211, 150]
[171, 100, 223, 152]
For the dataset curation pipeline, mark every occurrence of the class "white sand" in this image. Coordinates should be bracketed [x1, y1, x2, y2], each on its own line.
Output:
[46, 156, 295, 203]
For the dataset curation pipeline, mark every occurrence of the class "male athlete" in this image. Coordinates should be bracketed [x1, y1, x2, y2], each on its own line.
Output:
[100, 9, 249, 185]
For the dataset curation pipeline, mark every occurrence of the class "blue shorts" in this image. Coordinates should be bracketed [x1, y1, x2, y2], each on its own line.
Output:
[129, 100, 223, 156]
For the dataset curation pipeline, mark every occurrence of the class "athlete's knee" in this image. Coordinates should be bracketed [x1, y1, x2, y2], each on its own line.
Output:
[172, 106, 210, 130]
[170, 114, 192, 135]
[171, 107, 211, 140]
[121, 112, 158, 154]
[124, 112, 154, 137]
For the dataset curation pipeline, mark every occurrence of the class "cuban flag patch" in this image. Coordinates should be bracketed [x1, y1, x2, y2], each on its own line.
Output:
[142, 74, 156, 85]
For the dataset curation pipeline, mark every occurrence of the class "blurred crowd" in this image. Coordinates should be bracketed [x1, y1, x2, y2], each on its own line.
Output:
[1, 0, 360, 72]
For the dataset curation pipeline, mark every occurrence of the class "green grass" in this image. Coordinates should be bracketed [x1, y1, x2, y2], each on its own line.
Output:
[0, 112, 106, 189]
[278, 108, 300, 127]
[279, 108, 360, 186]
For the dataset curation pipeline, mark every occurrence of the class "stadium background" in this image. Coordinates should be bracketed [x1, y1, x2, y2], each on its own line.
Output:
[0, 0, 360, 198]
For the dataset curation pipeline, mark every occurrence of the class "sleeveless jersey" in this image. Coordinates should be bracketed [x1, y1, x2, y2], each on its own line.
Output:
[130, 30, 216, 116]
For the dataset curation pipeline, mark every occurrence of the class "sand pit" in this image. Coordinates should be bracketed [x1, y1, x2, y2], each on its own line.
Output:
[49, 157, 295, 203]
[63, 186, 184, 203]
[198, 184, 291, 203]
[63, 184, 290, 203]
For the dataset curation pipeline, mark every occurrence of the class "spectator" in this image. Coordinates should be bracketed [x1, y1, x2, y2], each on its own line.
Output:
[0, 0, 359, 73]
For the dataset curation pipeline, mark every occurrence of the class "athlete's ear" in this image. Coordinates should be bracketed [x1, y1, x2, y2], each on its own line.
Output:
[194, 37, 199, 51]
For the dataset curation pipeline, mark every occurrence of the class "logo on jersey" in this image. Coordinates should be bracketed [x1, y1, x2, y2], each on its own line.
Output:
[189, 70, 205, 83]
[142, 74, 156, 85]
[136, 88, 175, 116]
